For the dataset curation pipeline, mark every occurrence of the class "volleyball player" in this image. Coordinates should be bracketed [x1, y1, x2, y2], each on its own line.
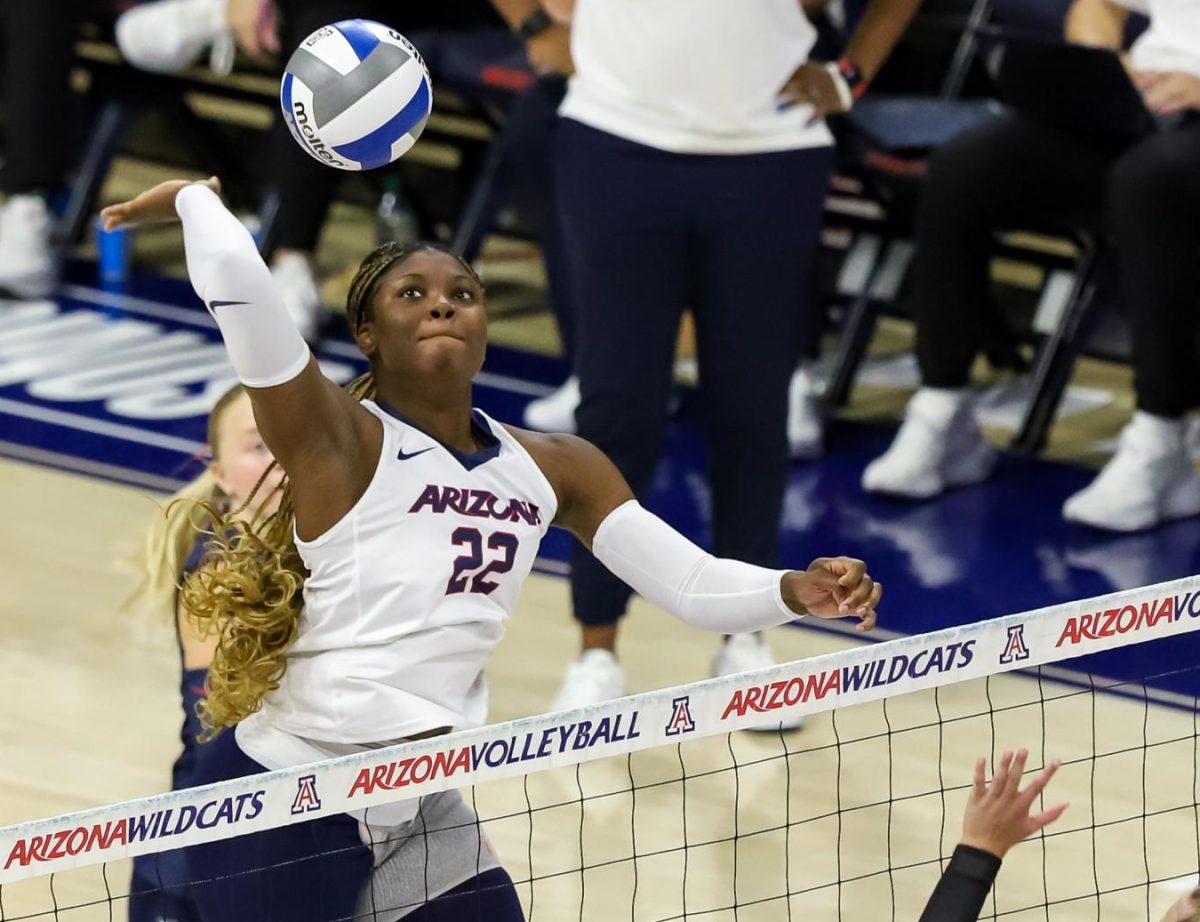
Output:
[124, 384, 282, 922]
[919, 749, 1067, 922]
[101, 178, 881, 922]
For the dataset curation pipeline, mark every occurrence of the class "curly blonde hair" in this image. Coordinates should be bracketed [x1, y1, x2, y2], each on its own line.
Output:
[185, 241, 482, 735]
[122, 384, 247, 622]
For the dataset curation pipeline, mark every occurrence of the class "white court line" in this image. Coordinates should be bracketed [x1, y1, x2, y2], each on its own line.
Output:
[0, 440, 187, 492]
[0, 397, 205, 454]
[65, 285, 557, 399]
[60, 284, 216, 331]
[532, 556, 570, 577]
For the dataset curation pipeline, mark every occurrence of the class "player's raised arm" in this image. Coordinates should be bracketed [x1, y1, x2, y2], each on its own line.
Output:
[510, 428, 881, 634]
[101, 180, 378, 534]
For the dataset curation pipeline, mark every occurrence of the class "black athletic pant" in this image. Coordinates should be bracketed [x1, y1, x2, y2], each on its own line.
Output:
[0, 0, 93, 195]
[914, 112, 1200, 418]
[557, 119, 832, 627]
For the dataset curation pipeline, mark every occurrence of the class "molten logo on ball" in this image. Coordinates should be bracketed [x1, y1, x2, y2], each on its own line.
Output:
[280, 19, 432, 172]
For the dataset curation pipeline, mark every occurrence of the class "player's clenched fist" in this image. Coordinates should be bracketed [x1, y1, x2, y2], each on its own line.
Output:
[781, 557, 881, 631]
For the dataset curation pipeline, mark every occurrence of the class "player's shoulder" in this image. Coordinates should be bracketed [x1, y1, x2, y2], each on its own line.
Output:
[499, 425, 615, 495]
[499, 424, 596, 468]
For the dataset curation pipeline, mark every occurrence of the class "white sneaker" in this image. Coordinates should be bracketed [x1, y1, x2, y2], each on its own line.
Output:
[0, 195, 55, 298]
[861, 388, 997, 499]
[711, 634, 802, 732]
[270, 253, 322, 343]
[788, 364, 824, 459]
[523, 376, 579, 434]
[1063, 412, 1200, 532]
[551, 649, 626, 710]
[115, 0, 227, 74]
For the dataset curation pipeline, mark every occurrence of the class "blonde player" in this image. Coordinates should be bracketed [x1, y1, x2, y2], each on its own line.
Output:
[125, 383, 282, 922]
[101, 178, 882, 922]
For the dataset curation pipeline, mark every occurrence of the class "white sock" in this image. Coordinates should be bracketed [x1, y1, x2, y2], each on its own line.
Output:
[1128, 410, 1185, 454]
[910, 387, 968, 428]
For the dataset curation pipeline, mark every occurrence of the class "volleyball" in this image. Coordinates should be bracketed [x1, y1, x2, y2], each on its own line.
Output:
[280, 19, 432, 172]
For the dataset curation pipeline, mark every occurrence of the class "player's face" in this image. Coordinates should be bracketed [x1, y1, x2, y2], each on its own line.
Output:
[361, 251, 487, 383]
[209, 393, 283, 517]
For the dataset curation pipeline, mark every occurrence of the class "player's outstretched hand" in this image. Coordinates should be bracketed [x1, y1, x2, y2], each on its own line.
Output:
[100, 176, 222, 231]
[782, 557, 880, 631]
[960, 749, 1068, 859]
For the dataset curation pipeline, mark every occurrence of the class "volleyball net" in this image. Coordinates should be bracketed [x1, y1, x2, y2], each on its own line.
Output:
[4, 576, 1200, 921]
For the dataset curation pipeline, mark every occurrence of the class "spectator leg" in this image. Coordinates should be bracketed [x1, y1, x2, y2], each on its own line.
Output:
[502, 78, 575, 367]
[691, 145, 833, 568]
[911, 113, 1112, 389]
[557, 120, 687, 630]
[1108, 120, 1200, 418]
[0, 0, 82, 195]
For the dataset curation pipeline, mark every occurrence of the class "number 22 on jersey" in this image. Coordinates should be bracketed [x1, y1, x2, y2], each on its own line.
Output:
[446, 527, 519, 595]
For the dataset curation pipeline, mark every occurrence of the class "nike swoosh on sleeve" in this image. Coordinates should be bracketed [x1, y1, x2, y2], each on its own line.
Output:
[209, 300, 250, 309]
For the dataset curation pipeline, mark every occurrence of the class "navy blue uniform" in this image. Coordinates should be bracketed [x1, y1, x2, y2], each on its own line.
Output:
[127, 535, 210, 922]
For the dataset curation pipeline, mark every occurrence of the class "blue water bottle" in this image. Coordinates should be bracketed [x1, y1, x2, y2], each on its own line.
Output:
[96, 219, 131, 286]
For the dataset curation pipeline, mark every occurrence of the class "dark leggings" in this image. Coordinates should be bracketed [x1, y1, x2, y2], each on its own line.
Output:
[556, 119, 832, 626]
[404, 869, 525, 921]
[913, 112, 1200, 418]
[0, 0, 92, 194]
[183, 730, 523, 921]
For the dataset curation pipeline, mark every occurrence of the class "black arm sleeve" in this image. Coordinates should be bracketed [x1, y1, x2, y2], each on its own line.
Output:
[917, 845, 1003, 922]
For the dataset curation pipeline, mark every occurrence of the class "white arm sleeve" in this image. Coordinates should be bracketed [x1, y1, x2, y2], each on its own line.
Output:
[591, 500, 799, 633]
[175, 184, 311, 388]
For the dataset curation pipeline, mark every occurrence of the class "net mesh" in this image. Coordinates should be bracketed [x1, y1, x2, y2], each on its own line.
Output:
[3, 577, 1200, 922]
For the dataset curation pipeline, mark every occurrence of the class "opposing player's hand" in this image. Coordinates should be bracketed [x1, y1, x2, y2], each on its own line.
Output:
[777, 62, 848, 120]
[1133, 69, 1200, 115]
[782, 557, 880, 631]
[1161, 888, 1200, 922]
[100, 177, 222, 231]
[960, 749, 1068, 859]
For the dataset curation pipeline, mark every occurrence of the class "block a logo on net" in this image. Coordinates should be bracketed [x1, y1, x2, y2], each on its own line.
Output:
[291, 775, 322, 815]
[999, 624, 1030, 665]
[665, 696, 696, 736]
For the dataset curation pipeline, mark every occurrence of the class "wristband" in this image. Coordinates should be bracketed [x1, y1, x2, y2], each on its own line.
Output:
[823, 62, 854, 112]
[837, 57, 868, 99]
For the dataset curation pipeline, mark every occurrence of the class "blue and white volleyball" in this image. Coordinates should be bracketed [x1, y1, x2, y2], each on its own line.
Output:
[281, 20, 431, 172]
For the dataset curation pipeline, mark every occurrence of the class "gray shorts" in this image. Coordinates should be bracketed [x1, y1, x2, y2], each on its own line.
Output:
[354, 789, 503, 921]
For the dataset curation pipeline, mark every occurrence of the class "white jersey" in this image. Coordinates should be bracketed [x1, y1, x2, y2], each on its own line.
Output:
[560, 0, 832, 154]
[1124, 0, 1200, 77]
[257, 400, 557, 744]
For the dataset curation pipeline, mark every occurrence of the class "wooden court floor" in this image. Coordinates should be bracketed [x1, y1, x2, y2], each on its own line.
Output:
[1, 457, 1197, 920]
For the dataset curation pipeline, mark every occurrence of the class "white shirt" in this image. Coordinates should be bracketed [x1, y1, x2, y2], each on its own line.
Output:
[1113, 0, 1200, 75]
[560, 0, 833, 154]
[256, 401, 557, 744]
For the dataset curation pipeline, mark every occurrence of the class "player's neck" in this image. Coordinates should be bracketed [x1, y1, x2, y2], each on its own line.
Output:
[376, 384, 477, 453]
